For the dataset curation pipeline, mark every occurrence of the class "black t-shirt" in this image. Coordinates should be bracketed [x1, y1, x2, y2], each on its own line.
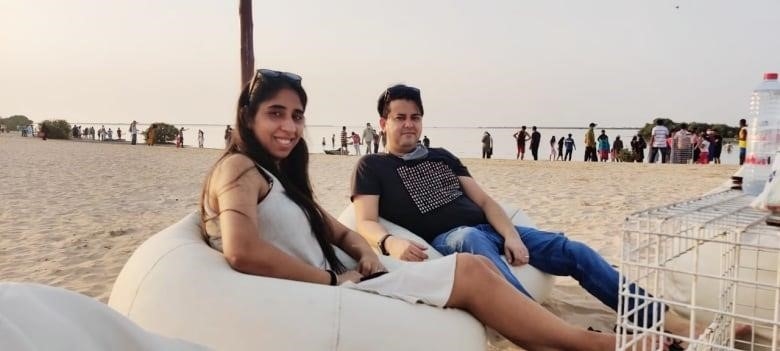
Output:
[351, 148, 487, 243]
[530, 131, 541, 147]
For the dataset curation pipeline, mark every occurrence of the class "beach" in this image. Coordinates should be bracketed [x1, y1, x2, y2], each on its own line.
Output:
[0, 134, 738, 350]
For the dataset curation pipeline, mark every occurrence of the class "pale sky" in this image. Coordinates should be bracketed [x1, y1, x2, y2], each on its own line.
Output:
[2, 0, 779, 128]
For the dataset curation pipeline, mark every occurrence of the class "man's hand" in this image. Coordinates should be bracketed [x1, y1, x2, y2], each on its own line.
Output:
[356, 254, 386, 276]
[503, 236, 530, 266]
[337, 270, 363, 285]
[386, 236, 429, 262]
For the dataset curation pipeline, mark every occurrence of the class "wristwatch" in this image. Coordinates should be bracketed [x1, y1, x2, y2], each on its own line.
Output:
[378, 234, 392, 256]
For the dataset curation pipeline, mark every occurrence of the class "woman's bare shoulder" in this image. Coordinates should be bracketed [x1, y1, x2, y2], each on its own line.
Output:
[210, 154, 267, 193]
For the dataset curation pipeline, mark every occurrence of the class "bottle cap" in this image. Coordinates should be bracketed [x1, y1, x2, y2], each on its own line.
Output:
[764, 72, 778, 80]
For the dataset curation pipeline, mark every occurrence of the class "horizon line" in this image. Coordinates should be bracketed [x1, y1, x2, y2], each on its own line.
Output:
[69, 122, 644, 130]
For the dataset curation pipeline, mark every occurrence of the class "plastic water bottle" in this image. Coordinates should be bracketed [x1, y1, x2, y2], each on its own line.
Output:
[742, 72, 780, 196]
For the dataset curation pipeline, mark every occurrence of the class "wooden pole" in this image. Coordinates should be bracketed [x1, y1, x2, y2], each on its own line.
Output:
[239, 0, 255, 86]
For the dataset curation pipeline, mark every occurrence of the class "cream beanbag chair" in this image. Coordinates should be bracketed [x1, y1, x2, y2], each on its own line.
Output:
[337, 203, 555, 303]
[109, 213, 487, 351]
[0, 282, 207, 351]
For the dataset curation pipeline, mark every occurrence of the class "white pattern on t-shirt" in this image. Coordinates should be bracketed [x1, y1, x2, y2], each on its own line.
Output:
[396, 161, 462, 214]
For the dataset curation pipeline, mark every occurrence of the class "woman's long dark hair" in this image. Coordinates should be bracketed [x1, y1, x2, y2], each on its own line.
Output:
[201, 76, 345, 273]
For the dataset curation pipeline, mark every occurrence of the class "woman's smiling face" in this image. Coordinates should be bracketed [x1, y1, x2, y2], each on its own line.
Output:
[252, 88, 305, 161]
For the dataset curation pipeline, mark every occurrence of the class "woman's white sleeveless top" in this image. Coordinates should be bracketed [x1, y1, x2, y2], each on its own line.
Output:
[204, 165, 456, 307]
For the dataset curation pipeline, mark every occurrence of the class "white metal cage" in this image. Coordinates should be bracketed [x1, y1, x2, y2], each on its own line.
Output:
[618, 190, 779, 350]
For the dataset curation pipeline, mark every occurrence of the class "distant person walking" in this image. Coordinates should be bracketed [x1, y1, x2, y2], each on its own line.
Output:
[584, 123, 597, 162]
[331, 134, 335, 149]
[198, 129, 204, 148]
[738, 118, 747, 165]
[564, 133, 576, 161]
[422, 135, 430, 148]
[529, 126, 541, 160]
[380, 130, 387, 152]
[129, 121, 138, 145]
[512, 126, 530, 160]
[481, 131, 493, 159]
[649, 119, 669, 163]
[362, 123, 375, 155]
[117, 128, 122, 140]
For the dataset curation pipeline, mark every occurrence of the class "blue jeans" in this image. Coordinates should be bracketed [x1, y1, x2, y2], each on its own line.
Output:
[432, 224, 663, 326]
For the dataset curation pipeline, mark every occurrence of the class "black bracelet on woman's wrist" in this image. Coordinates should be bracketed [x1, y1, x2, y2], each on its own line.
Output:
[378, 234, 392, 256]
[326, 269, 338, 286]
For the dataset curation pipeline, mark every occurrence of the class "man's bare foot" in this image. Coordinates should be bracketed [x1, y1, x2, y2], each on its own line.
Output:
[664, 309, 753, 347]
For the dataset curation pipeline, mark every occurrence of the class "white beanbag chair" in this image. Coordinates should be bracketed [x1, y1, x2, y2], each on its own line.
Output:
[108, 213, 487, 351]
[0, 282, 207, 351]
[337, 203, 555, 303]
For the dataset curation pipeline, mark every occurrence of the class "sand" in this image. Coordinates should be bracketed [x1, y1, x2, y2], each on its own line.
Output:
[0, 133, 739, 350]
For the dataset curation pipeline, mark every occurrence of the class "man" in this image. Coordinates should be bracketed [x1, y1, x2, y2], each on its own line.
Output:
[362, 123, 375, 155]
[340, 126, 348, 155]
[512, 126, 530, 160]
[738, 118, 748, 165]
[563, 133, 576, 161]
[529, 126, 541, 161]
[584, 123, 597, 162]
[373, 130, 381, 154]
[649, 119, 669, 163]
[671, 124, 692, 164]
[709, 129, 723, 164]
[556, 136, 564, 160]
[351, 84, 664, 323]
[422, 135, 430, 148]
[481, 132, 492, 159]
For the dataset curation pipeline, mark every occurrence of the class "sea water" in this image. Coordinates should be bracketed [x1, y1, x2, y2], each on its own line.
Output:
[72, 122, 741, 164]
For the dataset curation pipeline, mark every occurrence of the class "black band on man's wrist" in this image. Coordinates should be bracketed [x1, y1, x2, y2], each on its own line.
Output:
[378, 234, 392, 256]
[326, 269, 338, 286]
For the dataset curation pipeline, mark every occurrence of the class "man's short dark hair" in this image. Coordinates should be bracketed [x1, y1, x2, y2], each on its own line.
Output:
[377, 84, 424, 118]
[740, 118, 747, 126]
[656, 119, 665, 125]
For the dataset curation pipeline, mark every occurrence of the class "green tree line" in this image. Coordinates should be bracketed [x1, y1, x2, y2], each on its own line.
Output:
[638, 118, 739, 140]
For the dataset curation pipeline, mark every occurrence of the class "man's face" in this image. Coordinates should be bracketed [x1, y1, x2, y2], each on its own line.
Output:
[380, 99, 422, 154]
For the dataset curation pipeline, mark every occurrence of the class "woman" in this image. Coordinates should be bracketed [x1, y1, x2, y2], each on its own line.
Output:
[549, 136, 557, 161]
[146, 124, 157, 146]
[199, 69, 631, 350]
[597, 131, 610, 162]
[611, 136, 623, 162]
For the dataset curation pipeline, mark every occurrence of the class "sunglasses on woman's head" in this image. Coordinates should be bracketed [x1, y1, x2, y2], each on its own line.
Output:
[248, 69, 303, 99]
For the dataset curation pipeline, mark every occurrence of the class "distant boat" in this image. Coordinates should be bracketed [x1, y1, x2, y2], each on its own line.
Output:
[324, 148, 348, 155]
